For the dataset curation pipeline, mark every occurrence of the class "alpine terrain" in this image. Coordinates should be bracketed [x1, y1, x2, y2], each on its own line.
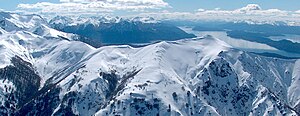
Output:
[0, 11, 300, 116]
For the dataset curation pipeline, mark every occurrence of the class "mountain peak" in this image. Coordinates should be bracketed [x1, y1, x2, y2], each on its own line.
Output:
[0, 11, 47, 32]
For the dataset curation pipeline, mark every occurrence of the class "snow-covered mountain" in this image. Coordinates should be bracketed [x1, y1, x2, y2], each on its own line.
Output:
[0, 11, 102, 48]
[0, 12, 46, 32]
[49, 16, 158, 27]
[49, 16, 196, 45]
[0, 12, 300, 116]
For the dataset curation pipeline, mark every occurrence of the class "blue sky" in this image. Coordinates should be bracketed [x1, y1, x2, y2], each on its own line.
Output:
[1, 0, 300, 11]
[1, 0, 58, 10]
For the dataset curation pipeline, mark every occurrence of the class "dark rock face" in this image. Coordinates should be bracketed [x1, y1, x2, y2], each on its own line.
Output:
[0, 56, 41, 115]
[52, 91, 78, 116]
[129, 98, 161, 116]
[0, 57, 65, 116]
[295, 103, 300, 115]
[209, 59, 233, 78]
[194, 58, 257, 115]
[17, 87, 61, 116]
[101, 72, 118, 98]
[101, 97, 162, 116]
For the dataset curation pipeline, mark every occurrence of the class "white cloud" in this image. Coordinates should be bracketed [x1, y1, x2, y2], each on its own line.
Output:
[17, 0, 169, 16]
[14, 2, 300, 25]
[238, 4, 261, 12]
[138, 4, 300, 25]
[196, 9, 205, 12]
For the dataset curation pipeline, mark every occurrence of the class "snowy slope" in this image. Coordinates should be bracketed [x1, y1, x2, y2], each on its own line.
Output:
[86, 38, 298, 116]
[289, 60, 300, 111]
[0, 11, 47, 32]
[0, 30, 94, 83]
[1, 32, 300, 116]
[0, 12, 300, 116]
[0, 14, 97, 114]
[0, 11, 84, 40]
[17, 36, 299, 115]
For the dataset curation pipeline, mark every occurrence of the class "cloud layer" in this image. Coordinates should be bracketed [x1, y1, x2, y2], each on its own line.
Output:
[17, 0, 169, 15]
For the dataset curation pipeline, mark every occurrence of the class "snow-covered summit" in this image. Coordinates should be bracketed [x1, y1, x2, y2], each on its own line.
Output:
[0, 11, 47, 32]
[129, 16, 158, 23]
[0, 12, 91, 68]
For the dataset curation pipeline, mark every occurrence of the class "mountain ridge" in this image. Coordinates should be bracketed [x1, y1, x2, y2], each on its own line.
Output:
[0, 11, 299, 116]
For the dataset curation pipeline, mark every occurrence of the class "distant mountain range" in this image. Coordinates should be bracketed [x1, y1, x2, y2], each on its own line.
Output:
[49, 16, 196, 45]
